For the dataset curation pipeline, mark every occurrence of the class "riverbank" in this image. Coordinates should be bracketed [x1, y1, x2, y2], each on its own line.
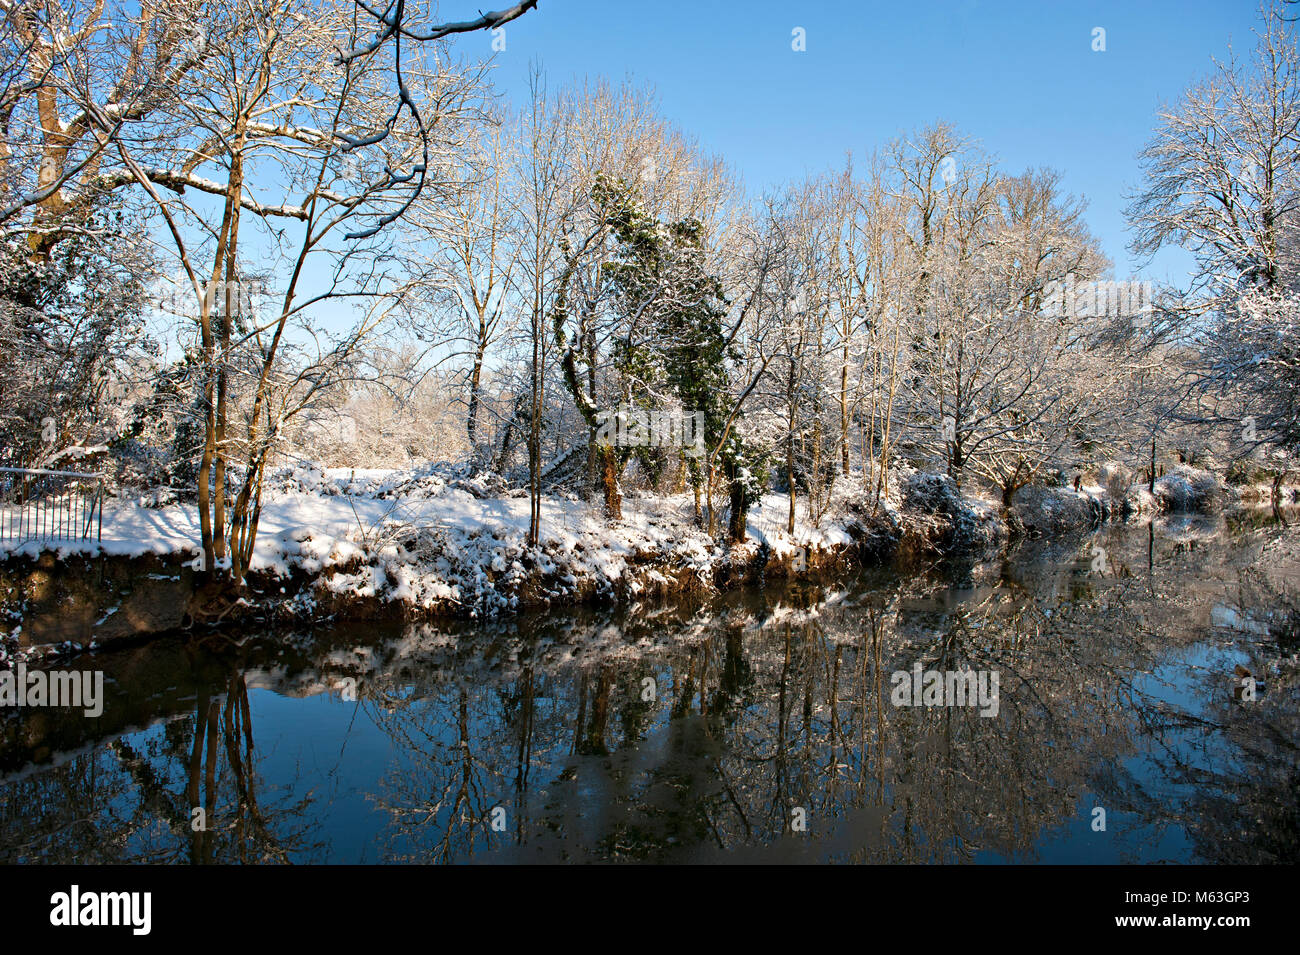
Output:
[2, 462, 1296, 656]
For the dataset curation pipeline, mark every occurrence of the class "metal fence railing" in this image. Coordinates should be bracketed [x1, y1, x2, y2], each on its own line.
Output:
[0, 467, 104, 544]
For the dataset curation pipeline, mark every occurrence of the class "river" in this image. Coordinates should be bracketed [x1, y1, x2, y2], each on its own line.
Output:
[2, 511, 1296, 863]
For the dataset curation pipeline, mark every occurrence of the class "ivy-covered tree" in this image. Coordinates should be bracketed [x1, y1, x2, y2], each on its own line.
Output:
[555, 174, 738, 521]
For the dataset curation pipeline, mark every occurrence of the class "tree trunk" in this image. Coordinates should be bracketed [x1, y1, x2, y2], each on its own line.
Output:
[599, 443, 622, 520]
[466, 341, 485, 449]
[729, 475, 749, 543]
[787, 368, 797, 535]
[1148, 435, 1156, 494]
[196, 175, 241, 577]
[213, 158, 243, 568]
[840, 352, 850, 476]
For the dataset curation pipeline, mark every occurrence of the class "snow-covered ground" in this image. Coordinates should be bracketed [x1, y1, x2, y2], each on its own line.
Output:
[3, 477, 851, 565]
[0, 465, 879, 618]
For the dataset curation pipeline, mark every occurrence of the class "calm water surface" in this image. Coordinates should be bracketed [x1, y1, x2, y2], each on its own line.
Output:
[2, 513, 1297, 863]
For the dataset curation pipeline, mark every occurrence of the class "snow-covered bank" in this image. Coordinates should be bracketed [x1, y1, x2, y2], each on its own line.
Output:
[3, 462, 1293, 653]
[1, 465, 901, 649]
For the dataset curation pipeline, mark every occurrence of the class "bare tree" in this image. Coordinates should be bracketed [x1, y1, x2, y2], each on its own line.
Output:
[407, 122, 519, 462]
[1128, 1, 1300, 307]
[334, 0, 538, 238]
[510, 69, 572, 545]
[0, 0, 210, 252]
[1129, 2, 1300, 473]
[119, 0, 488, 601]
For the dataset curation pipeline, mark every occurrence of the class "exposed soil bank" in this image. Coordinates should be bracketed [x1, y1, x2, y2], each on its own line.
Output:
[1, 552, 197, 652]
[3, 468, 1296, 657]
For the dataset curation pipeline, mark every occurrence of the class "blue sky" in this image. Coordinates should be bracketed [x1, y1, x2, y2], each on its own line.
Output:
[481, 0, 1266, 285]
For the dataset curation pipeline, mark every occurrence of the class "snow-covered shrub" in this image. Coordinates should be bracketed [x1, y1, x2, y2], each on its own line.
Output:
[1011, 485, 1101, 537]
[1124, 484, 1160, 515]
[1153, 465, 1221, 512]
[900, 472, 1003, 553]
[0, 222, 152, 471]
[902, 472, 966, 518]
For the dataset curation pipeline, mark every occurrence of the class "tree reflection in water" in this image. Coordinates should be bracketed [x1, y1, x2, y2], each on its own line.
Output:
[1, 647, 325, 863]
[1, 513, 1296, 863]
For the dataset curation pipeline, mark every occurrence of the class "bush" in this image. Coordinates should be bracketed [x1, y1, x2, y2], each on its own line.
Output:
[1153, 465, 1221, 512]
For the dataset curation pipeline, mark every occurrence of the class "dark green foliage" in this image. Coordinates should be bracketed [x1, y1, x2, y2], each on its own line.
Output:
[593, 175, 738, 474]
